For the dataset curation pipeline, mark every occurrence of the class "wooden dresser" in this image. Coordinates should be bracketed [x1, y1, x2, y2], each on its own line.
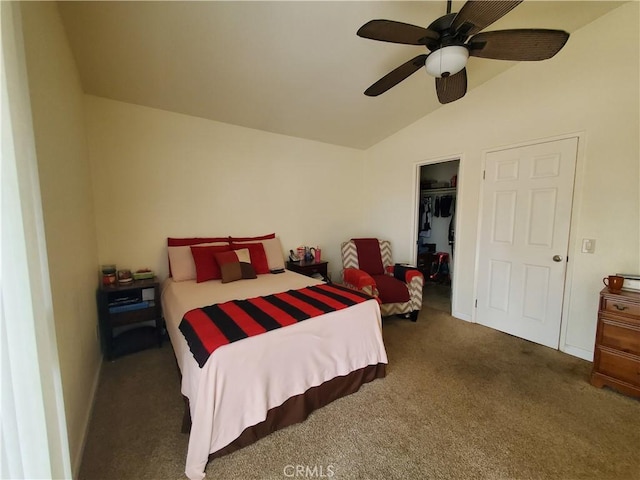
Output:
[590, 287, 640, 398]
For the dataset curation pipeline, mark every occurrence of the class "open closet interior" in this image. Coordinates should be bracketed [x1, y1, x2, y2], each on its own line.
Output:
[417, 159, 459, 313]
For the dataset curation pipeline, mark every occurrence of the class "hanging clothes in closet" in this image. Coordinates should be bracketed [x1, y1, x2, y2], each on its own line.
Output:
[418, 196, 433, 250]
[448, 197, 456, 257]
[420, 192, 456, 255]
[440, 195, 454, 217]
[420, 196, 432, 236]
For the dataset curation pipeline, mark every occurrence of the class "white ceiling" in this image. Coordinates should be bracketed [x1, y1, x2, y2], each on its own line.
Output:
[58, 1, 623, 149]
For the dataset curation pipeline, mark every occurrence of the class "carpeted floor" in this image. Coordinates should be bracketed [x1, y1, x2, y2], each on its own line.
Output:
[79, 303, 640, 480]
[422, 282, 452, 313]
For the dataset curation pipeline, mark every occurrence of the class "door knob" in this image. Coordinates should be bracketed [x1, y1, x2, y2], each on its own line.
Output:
[553, 255, 563, 262]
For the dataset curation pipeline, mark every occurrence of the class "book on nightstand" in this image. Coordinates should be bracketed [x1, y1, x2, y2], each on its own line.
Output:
[616, 273, 640, 292]
[108, 301, 150, 314]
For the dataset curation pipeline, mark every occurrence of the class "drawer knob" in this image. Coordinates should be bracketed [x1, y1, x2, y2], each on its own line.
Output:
[613, 304, 628, 311]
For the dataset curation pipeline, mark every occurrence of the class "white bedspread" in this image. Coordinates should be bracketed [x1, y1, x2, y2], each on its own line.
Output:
[161, 272, 387, 480]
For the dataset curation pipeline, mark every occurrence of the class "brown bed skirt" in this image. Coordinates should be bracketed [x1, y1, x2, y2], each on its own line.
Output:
[182, 363, 386, 462]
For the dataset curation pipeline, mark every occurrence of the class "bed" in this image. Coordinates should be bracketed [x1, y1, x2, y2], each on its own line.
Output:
[161, 235, 388, 480]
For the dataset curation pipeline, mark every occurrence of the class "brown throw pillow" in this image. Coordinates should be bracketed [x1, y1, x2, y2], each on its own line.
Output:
[214, 248, 257, 284]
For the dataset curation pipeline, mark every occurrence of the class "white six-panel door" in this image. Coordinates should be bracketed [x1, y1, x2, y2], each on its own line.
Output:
[476, 137, 578, 349]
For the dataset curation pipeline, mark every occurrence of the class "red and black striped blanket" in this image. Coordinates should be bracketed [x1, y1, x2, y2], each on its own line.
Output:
[179, 283, 373, 367]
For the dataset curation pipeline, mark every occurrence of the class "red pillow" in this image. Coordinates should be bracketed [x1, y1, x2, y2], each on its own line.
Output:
[190, 245, 231, 282]
[168, 237, 229, 247]
[228, 233, 275, 242]
[231, 242, 270, 274]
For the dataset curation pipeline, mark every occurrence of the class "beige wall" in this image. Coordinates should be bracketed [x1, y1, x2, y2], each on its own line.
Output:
[84, 96, 367, 281]
[20, 2, 101, 474]
[363, 3, 640, 359]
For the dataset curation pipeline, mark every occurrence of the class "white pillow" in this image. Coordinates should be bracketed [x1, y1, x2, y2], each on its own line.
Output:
[168, 242, 228, 282]
[232, 237, 285, 271]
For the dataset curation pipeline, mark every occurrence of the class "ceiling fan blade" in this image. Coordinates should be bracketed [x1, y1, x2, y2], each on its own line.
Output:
[452, 1, 522, 38]
[364, 54, 428, 96]
[468, 29, 570, 61]
[357, 20, 439, 45]
[435, 68, 467, 104]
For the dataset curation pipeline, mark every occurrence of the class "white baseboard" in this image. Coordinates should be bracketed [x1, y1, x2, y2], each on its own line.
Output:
[561, 344, 593, 362]
[72, 355, 103, 478]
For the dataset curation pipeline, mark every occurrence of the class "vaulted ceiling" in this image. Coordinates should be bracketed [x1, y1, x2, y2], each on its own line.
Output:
[58, 1, 624, 149]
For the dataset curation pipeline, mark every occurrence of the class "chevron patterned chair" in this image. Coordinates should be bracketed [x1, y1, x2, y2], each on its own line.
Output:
[341, 238, 424, 321]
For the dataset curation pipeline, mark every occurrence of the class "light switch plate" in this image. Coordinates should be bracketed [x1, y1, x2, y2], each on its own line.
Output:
[581, 238, 596, 253]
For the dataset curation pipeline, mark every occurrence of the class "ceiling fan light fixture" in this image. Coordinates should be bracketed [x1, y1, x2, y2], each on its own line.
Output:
[425, 45, 469, 78]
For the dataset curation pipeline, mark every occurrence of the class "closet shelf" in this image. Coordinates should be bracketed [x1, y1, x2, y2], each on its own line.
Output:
[421, 187, 457, 195]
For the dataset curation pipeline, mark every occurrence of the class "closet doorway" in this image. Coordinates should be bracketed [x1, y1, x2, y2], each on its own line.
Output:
[416, 159, 459, 314]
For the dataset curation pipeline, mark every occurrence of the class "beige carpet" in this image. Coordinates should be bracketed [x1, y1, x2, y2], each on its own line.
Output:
[422, 283, 452, 314]
[79, 306, 640, 480]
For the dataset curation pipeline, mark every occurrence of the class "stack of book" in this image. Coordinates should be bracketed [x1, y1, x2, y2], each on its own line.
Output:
[108, 296, 150, 314]
[616, 273, 640, 292]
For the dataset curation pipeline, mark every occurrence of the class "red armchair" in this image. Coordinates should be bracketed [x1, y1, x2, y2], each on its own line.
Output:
[341, 238, 424, 321]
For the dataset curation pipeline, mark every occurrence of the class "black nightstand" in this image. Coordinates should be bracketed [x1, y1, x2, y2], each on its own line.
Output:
[286, 260, 330, 283]
[96, 278, 163, 360]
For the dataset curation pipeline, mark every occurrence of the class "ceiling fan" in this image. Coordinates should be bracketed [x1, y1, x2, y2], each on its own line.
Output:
[357, 0, 569, 104]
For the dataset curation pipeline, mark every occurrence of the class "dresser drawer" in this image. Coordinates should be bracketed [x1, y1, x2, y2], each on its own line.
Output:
[601, 296, 640, 319]
[600, 320, 640, 356]
[597, 348, 640, 387]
